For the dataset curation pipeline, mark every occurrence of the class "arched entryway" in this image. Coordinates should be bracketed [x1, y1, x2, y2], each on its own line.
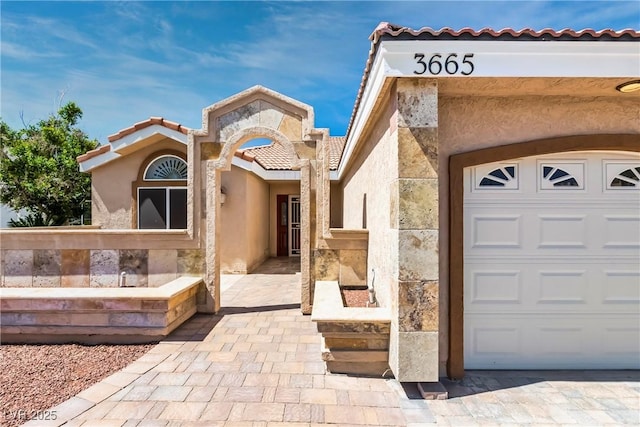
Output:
[187, 86, 318, 314]
[448, 134, 640, 379]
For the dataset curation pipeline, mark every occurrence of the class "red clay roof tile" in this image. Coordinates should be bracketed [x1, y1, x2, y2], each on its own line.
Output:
[329, 136, 346, 170]
[107, 117, 190, 143]
[371, 23, 640, 42]
[235, 137, 346, 171]
[76, 143, 110, 163]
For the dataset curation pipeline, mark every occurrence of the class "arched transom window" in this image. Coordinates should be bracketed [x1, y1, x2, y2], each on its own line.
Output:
[144, 155, 188, 180]
[138, 155, 187, 229]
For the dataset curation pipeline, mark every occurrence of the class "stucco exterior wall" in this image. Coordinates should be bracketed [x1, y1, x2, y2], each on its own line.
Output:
[245, 170, 270, 271]
[341, 86, 398, 310]
[219, 166, 248, 273]
[437, 94, 640, 371]
[218, 166, 270, 273]
[329, 183, 343, 228]
[268, 182, 300, 256]
[91, 138, 187, 229]
[92, 139, 268, 275]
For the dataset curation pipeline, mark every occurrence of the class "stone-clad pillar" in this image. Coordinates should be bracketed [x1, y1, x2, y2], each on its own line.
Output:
[204, 161, 221, 313]
[390, 79, 439, 382]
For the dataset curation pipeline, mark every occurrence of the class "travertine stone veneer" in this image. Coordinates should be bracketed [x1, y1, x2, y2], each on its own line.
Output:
[0, 276, 203, 344]
[391, 79, 440, 382]
[33, 250, 61, 287]
[312, 281, 391, 376]
[192, 86, 317, 314]
[313, 229, 369, 287]
[1, 248, 204, 290]
[61, 249, 90, 287]
[2, 250, 33, 287]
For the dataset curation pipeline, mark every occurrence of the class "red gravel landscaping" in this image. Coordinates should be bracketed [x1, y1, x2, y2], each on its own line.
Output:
[0, 343, 155, 427]
[341, 288, 372, 307]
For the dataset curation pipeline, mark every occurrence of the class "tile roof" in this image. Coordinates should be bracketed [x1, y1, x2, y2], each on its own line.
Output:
[329, 136, 346, 170]
[236, 142, 293, 170]
[78, 117, 191, 165]
[107, 117, 190, 143]
[371, 23, 640, 42]
[236, 137, 346, 171]
[345, 22, 640, 141]
[76, 143, 111, 163]
[80, 112, 346, 172]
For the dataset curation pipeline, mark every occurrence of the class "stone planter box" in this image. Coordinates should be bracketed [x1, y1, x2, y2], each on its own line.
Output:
[311, 280, 392, 376]
[0, 276, 204, 344]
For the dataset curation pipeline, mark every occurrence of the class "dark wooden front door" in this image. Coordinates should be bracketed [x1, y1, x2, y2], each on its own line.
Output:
[276, 194, 288, 256]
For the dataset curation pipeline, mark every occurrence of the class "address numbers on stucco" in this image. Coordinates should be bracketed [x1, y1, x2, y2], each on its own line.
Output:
[413, 53, 475, 76]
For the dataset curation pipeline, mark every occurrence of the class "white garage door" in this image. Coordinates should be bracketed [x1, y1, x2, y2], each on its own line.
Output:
[464, 151, 640, 369]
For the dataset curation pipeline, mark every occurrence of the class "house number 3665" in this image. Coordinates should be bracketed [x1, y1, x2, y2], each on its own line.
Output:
[413, 53, 475, 75]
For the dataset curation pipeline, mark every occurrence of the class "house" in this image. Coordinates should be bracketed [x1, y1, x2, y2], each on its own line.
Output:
[77, 116, 345, 274]
[2, 23, 639, 382]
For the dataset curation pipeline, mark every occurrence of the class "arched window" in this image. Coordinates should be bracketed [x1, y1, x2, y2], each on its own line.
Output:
[541, 166, 580, 187]
[476, 165, 518, 189]
[138, 155, 187, 229]
[610, 167, 640, 188]
[478, 166, 517, 187]
[144, 155, 188, 180]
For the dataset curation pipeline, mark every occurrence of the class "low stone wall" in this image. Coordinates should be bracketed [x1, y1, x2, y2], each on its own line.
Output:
[0, 276, 204, 344]
[311, 280, 391, 376]
[0, 248, 205, 288]
[314, 229, 368, 286]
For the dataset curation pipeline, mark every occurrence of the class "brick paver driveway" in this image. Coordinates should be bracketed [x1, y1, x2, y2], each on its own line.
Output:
[32, 258, 640, 426]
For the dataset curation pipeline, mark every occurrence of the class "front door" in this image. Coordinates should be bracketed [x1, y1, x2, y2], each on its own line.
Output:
[289, 195, 301, 256]
[277, 195, 288, 256]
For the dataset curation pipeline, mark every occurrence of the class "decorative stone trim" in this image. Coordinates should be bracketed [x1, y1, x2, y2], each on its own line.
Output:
[0, 276, 203, 344]
[312, 280, 392, 376]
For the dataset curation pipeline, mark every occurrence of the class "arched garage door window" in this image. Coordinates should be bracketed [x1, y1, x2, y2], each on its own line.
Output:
[138, 155, 187, 229]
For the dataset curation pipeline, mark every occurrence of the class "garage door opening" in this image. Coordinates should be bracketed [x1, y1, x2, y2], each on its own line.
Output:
[464, 151, 640, 369]
[448, 135, 640, 378]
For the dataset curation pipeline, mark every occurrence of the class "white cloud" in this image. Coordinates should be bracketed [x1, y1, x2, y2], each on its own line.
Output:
[2, 0, 638, 141]
[0, 41, 65, 60]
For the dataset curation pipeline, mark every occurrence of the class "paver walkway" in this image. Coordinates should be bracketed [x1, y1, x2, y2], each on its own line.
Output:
[28, 258, 640, 426]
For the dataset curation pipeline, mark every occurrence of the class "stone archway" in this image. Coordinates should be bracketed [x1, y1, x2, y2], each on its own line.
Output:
[187, 86, 318, 314]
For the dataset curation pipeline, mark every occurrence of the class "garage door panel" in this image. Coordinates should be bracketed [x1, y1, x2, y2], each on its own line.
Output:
[603, 327, 640, 356]
[537, 215, 587, 248]
[603, 215, 640, 248]
[602, 270, 640, 303]
[469, 270, 522, 304]
[469, 214, 522, 249]
[468, 211, 640, 255]
[467, 324, 522, 360]
[467, 263, 640, 314]
[466, 315, 640, 369]
[537, 270, 587, 303]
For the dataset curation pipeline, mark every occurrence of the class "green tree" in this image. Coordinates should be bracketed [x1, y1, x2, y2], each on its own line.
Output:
[0, 102, 98, 226]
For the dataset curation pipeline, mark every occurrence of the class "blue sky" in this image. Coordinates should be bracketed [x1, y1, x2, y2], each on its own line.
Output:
[1, 1, 639, 144]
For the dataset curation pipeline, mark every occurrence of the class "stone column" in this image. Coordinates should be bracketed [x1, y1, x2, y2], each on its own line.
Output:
[204, 161, 221, 313]
[391, 79, 439, 382]
[319, 132, 331, 239]
[300, 160, 313, 314]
